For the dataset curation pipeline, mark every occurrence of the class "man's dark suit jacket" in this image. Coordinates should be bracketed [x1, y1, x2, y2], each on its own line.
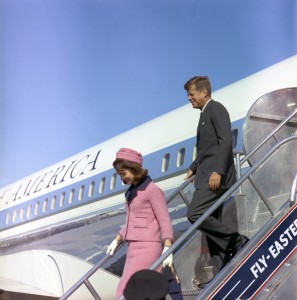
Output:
[189, 99, 237, 190]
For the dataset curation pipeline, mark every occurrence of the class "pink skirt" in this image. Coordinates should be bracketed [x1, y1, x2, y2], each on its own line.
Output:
[115, 241, 162, 299]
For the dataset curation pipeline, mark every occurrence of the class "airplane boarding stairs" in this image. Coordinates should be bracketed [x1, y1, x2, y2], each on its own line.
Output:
[59, 135, 297, 300]
[148, 136, 297, 300]
[59, 88, 297, 300]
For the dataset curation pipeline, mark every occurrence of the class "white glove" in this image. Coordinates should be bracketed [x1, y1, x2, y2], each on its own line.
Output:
[106, 240, 119, 255]
[162, 246, 173, 267]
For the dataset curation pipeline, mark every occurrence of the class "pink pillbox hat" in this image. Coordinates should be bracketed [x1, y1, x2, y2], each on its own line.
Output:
[116, 148, 143, 166]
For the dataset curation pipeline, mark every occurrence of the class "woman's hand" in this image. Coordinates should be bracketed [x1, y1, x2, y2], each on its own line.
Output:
[162, 246, 173, 267]
[106, 240, 119, 255]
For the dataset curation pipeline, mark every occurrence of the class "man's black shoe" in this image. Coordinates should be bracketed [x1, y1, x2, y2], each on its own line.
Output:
[232, 235, 249, 256]
[220, 251, 233, 270]
[221, 235, 249, 271]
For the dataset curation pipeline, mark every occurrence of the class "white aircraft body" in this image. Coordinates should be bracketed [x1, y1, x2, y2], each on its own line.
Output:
[0, 55, 297, 299]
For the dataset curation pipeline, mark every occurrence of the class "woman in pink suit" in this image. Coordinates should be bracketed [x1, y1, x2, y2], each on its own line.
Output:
[106, 148, 174, 300]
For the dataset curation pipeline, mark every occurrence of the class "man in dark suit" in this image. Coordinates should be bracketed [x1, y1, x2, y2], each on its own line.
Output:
[184, 76, 249, 287]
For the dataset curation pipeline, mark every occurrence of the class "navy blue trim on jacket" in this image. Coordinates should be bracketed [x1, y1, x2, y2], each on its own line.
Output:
[125, 175, 152, 203]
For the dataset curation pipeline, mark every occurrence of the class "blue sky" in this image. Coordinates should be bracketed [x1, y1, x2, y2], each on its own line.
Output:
[0, 0, 296, 187]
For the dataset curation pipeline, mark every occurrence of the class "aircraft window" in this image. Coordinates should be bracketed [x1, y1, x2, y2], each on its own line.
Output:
[20, 207, 24, 221]
[68, 189, 74, 205]
[43, 198, 48, 213]
[162, 153, 170, 172]
[13, 209, 17, 223]
[78, 185, 84, 201]
[27, 204, 32, 219]
[99, 177, 106, 194]
[192, 145, 197, 161]
[88, 181, 95, 197]
[60, 193, 65, 206]
[6, 212, 10, 225]
[35, 201, 40, 215]
[110, 173, 117, 190]
[51, 195, 57, 210]
[232, 128, 238, 149]
[177, 148, 185, 167]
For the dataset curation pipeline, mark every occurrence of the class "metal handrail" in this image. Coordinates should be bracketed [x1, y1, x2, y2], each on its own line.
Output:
[58, 242, 126, 300]
[240, 107, 297, 166]
[234, 107, 297, 191]
[59, 176, 195, 300]
[147, 135, 297, 273]
[165, 176, 195, 205]
[117, 135, 297, 300]
[290, 172, 297, 206]
[61, 135, 297, 300]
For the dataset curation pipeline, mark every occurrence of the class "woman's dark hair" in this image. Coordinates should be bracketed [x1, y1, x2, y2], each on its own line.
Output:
[113, 159, 148, 183]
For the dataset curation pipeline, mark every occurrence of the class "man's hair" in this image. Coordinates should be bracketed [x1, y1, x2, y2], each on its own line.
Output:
[184, 76, 211, 96]
[113, 159, 148, 182]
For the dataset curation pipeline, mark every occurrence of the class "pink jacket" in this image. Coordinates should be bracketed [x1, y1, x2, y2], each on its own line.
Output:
[119, 180, 173, 243]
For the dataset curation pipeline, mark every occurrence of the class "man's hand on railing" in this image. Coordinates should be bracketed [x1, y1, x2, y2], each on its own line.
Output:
[184, 169, 194, 180]
[106, 240, 119, 255]
[184, 170, 196, 184]
[162, 246, 173, 267]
